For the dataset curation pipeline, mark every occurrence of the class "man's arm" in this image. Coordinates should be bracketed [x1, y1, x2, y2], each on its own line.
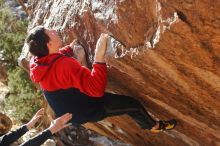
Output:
[19, 129, 52, 146]
[0, 125, 28, 146]
[0, 108, 44, 146]
[59, 45, 74, 57]
[63, 34, 109, 97]
[20, 113, 72, 146]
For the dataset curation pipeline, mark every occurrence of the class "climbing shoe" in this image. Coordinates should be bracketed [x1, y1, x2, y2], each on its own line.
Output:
[150, 119, 177, 133]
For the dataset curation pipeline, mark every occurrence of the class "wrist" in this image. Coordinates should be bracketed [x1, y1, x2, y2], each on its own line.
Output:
[94, 57, 105, 63]
[25, 123, 32, 130]
[48, 126, 56, 134]
[94, 62, 106, 64]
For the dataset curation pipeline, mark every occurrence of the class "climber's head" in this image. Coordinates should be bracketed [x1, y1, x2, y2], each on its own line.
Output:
[26, 26, 62, 57]
[0, 113, 12, 136]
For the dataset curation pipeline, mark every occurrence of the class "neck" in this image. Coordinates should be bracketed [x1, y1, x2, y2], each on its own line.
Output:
[49, 47, 59, 54]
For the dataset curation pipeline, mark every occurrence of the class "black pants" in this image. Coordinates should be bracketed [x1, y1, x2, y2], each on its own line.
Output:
[103, 93, 156, 130]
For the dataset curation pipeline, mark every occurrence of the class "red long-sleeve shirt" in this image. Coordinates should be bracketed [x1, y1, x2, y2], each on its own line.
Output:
[29, 45, 107, 97]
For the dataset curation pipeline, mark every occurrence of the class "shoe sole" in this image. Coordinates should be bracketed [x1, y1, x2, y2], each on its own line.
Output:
[165, 119, 177, 130]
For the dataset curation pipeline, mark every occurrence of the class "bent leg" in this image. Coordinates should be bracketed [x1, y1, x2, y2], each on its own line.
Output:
[103, 92, 156, 129]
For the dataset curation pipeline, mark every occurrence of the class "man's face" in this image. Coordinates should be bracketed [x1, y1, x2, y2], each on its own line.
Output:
[45, 28, 63, 53]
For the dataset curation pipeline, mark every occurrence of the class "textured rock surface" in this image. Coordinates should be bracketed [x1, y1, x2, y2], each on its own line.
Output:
[20, 0, 220, 145]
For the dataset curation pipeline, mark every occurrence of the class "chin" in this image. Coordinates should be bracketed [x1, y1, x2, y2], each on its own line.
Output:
[58, 44, 63, 48]
[59, 40, 63, 47]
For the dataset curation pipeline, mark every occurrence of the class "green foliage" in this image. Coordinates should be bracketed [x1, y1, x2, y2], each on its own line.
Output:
[5, 67, 43, 123]
[0, 1, 43, 123]
[0, 0, 3, 6]
[0, 1, 28, 69]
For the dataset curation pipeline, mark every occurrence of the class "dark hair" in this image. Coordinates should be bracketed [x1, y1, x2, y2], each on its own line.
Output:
[25, 26, 50, 57]
[0, 113, 12, 135]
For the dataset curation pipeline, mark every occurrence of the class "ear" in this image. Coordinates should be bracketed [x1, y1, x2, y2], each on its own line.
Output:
[46, 41, 53, 54]
[47, 41, 52, 50]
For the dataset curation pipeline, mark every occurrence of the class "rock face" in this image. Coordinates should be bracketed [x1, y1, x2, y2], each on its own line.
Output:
[20, 0, 220, 145]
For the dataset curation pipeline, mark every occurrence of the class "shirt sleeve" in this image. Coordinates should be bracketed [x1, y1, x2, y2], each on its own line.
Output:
[59, 45, 74, 56]
[19, 129, 52, 146]
[63, 58, 107, 97]
[0, 125, 28, 146]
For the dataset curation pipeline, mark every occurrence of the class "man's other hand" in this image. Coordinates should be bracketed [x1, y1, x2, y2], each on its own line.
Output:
[94, 33, 109, 63]
[48, 113, 72, 134]
[26, 108, 45, 129]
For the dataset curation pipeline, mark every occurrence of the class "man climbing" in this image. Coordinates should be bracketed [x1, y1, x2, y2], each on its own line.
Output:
[26, 26, 176, 133]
